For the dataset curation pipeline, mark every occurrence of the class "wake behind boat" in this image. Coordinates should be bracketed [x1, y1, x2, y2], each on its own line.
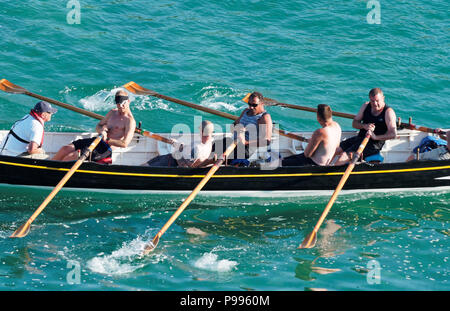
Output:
[1, 129, 449, 193]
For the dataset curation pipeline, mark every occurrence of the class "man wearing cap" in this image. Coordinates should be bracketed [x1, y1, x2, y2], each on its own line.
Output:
[0, 101, 57, 158]
[143, 120, 215, 168]
[52, 90, 136, 162]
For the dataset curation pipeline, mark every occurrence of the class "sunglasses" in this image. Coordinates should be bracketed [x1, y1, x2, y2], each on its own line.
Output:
[248, 102, 259, 108]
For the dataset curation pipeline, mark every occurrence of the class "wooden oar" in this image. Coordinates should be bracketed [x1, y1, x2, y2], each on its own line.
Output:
[123, 81, 308, 143]
[0, 79, 172, 144]
[10, 135, 104, 238]
[298, 132, 371, 249]
[142, 141, 238, 255]
[243, 93, 447, 140]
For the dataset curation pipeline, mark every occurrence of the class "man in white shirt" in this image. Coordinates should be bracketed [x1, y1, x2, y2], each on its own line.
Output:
[143, 120, 215, 168]
[0, 101, 57, 158]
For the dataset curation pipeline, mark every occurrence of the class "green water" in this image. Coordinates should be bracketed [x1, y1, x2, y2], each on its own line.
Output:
[0, 1, 449, 291]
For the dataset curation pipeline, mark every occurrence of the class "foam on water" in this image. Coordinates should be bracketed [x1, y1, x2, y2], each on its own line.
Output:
[79, 87, 136, 112]
[86, 236, 165, 275]
[193, 252, 238, 273]
[199, 85, 243, 112]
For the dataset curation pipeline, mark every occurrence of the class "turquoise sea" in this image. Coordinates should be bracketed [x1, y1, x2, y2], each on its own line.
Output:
[0, 1, 448, 292]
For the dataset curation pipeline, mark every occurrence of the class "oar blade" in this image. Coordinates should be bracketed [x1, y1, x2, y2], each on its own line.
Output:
[0, 79, 27, 94]
[142, 235, 160, 256]
[241, 93, 251, 103]
[298, 231, 317, 249]
[10, 222, 31, 238]
[122, 81, 156, 96]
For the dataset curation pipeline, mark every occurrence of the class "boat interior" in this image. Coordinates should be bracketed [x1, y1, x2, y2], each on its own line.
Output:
[0, 129, 445, 166]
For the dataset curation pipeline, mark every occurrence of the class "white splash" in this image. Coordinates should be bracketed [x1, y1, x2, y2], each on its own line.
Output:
[193, 252, 238, 273]
[86, 236, 164, 275]
[199, 85, 243, 112]
[79, 87, 136, 112]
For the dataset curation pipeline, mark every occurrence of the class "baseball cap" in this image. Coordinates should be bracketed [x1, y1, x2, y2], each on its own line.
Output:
[33, 101, 57, 114]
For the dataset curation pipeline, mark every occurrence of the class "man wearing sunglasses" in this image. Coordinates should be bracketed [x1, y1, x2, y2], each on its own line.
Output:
[213, 92, 272, 164]
[52, 90, 136, 162]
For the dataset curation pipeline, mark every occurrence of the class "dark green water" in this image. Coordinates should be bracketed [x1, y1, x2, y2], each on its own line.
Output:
[0, 1, 448, 291]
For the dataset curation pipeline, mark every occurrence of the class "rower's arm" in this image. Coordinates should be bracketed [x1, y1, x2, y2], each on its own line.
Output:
[352, 102, 372, 131]
[258, 113, 273, 146]
[96, 111, 112, 136]
[27, 141, 42, 154]
[304, 129, 323, 158]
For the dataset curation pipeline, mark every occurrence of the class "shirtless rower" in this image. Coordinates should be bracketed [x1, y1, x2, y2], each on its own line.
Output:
[282, 104, 342, 166]
[52, 90, 136, 162]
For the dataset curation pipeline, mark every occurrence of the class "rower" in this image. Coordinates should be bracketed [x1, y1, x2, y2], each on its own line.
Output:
[333, 88, 397, 165]
[0, 101, 57, 159]
[52, 90, 136, 163]
[142, 120, 215, 168]
[282, 104, 342, 166]
[213, 92, 273, 166]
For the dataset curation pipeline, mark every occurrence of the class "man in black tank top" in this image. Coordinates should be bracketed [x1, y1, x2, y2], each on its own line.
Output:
[334, 88, 397, 165]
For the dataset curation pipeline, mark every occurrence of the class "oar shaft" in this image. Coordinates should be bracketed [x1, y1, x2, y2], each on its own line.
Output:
[27, 138, 101, 222]
[26, 91, 174, 143]
[265, 98, 356, 120]
[263, 95, 446, 138]
[156, 141, 237, 239]
[0, 80, 171, 144]
[125, 83, 308, 142]
[25, 91, 104, 120]
[151, 92, 238, 121]
[300, 133, 371, 248]
[10, 135, 103, 238]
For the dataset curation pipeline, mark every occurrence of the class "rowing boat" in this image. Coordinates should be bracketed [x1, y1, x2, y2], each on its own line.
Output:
[0, 129, 449, 193]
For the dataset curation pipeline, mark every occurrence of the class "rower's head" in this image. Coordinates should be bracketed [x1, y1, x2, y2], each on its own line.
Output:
[247, 92, 264, 111]
[200, 120, 214, 139]
[317, 104, 332, 125]
[368, 88, 385, 111]
[115, 90, 130, 112]
[33, 101, 57, 122]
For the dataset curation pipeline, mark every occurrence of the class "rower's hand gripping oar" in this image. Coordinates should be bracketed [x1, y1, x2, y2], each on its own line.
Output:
[298, 131, 372, 249]
[0, 79, 172, 144]
[10, 135, 104, 238]
[123, 82, 308, 143]
[243, 93, 447, 140]
[142, 141, 238, 255]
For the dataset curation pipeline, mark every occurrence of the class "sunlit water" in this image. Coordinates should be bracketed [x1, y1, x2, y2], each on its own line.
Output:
[0, 0, 449, 291]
